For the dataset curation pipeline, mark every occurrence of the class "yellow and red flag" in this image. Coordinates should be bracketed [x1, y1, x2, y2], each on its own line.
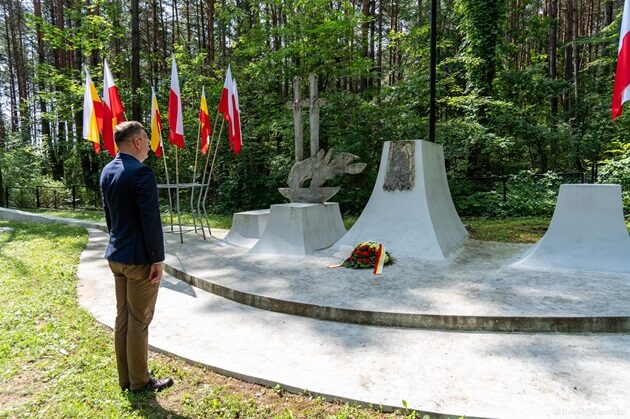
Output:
[150, 87, 163, 158]
[199, 86, 212, 154]
[102, 59, 126, 157]
[168, 55, 185, 148]
[82, 67, 103, 153]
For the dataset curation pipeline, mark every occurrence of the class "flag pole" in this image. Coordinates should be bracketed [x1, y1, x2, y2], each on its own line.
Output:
[190, 117, 202, 235]
[175, 147, 183, 244]
[197, 110, 222, 239]
[160, 141, 175, 234]
[202, 118, 224, 236]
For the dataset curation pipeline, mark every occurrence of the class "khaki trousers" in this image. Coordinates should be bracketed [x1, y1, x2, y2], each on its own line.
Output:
[108, 261, 159, 390]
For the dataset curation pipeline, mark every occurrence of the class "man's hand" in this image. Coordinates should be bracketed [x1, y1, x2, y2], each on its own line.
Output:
[148, 263, 164, 285]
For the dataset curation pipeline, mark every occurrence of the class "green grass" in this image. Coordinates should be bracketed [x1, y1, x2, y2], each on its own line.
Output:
[463, 216, 630, 243]
[463, 216, 551, 243]
[0, 221, 419, 418]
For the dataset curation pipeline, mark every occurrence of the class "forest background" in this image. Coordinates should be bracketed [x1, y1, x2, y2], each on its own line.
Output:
[2, 0, 630, 218]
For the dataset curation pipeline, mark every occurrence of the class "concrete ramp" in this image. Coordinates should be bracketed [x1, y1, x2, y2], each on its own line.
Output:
[223, 209, 270, 248]
[513, 184, 630, 273]
[334, 140, 467, 259]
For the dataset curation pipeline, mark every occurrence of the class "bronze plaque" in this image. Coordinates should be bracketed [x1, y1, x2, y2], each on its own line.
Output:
[383, 141, 415, 191]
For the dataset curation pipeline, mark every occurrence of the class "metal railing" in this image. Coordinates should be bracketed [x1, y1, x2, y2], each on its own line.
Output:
[450, 172, 586, 203]
[1, 172, 588, 215]
[2, 186, 102, 210]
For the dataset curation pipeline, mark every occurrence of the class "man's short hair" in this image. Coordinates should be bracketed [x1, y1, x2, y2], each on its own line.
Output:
[115, 121, 145, 146]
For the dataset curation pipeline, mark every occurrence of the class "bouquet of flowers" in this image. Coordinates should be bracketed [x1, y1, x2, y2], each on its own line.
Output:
[342, 241, 394, 269]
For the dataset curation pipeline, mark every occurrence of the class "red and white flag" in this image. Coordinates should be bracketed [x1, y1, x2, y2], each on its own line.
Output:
[102, 59, 126, 156]
[168, 55, 185, 148]
[150, 87, 163, 158]
[218, 65, 243, 155]
[199, 86, 212, 154]
[613, 0, 630, 121]
[82, 67, 103, 154]
[218, 65, 234, 134]
[231, 79, 242, 155]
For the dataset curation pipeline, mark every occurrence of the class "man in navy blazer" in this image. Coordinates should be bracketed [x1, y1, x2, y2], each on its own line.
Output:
[100, 121, 173, 392]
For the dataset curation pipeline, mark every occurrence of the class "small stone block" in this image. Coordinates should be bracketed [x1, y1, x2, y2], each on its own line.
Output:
[224, 209, 271, 249]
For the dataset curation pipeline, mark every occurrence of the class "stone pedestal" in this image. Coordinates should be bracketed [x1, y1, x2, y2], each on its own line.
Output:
[248, 203, 346, 256]
[334, 140, 467, 260]
[512, 184, 630, 273]
[224, 209, 271, 248]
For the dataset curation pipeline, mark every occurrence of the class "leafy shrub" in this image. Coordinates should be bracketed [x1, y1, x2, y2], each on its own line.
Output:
[597, 145, 630, 213]
[502, 171, 561, 216]
[452, 170, 561, 217]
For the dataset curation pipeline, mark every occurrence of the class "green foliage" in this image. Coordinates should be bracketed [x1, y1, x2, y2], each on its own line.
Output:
[501, 171, 561, 216]
[598, 144, 630, 212]
[455, 0, 507, 94]
[453, 170, 562, 217]
[464, 216, 551, 243]
[0, 145, 47, 188]
[4, 0, 629, 219]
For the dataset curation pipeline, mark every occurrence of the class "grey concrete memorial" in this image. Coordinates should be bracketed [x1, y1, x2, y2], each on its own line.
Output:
[512, 183, 630, 273]
[247, 74, 366, 255]
[334, 140, 468, 259]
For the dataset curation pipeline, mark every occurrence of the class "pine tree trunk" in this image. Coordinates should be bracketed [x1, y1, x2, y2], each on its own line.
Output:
[548, 0, 559, 168]
[159, 0, 167, 72]
[572, 0, 580, 104]
[131, 0, 142, 121]
[208, 0, 215, 63]
[185, 0, 191, 45]
[34, 0, 59, 178]
[377, 0, 383, 92]
[563, 0, 574, 113]
[2, 2, 18, 132]
[360, 0, 371, 93]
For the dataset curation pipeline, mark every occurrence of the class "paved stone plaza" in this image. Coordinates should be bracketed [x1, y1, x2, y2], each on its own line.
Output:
[2, 208, 630, 418]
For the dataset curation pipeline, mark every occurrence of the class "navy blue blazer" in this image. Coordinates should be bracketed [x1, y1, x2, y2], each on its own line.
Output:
[100, 153, 165, 265]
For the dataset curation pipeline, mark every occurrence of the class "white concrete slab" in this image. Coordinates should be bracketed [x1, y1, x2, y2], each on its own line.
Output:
[223, 208, 270, 248]
[513, 184, 630, 273]
[334, 140, 467, 259]
[77, 228, 630, 419]
[248, 203, 346, 255]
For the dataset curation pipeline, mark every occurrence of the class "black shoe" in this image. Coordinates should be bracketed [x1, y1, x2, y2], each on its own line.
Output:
[131, 377, 174, 393]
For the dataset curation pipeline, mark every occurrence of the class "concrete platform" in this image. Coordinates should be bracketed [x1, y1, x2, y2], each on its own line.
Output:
[3, 209, 630, 417]
[76, 228, 630, 419]
[157, 229, 630, 332]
